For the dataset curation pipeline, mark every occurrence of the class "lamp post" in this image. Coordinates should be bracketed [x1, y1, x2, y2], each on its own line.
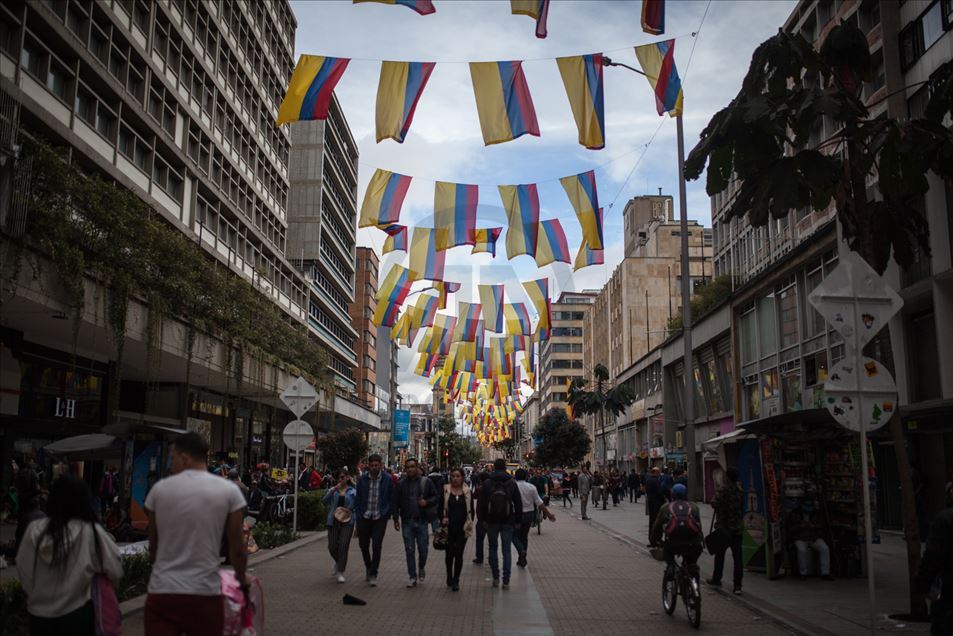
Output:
[601, 56, 696, 499]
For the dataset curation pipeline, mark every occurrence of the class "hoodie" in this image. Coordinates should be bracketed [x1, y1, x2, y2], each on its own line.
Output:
[16, 518, 123, 618]
[478, 470, 522, 525]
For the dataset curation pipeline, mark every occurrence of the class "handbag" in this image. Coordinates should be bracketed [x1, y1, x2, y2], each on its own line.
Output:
[704, 514, 731, 556]
[333, 506, 352, 524]
[91, 574, 122, 636]
[432, 525, 448, 550]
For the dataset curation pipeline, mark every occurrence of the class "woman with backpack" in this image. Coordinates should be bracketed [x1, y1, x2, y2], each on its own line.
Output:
[16, 474, 123, 635]
[441, 467, 473, 591]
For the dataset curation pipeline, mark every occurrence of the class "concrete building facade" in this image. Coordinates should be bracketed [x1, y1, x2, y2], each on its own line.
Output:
[350, 246, 378, 409]
[538, 291, 596, 414]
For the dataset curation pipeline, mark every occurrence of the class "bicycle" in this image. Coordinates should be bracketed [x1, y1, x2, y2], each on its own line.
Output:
[659, 549, 702, 629]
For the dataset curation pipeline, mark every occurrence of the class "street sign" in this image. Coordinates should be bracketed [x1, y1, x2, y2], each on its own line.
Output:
[282, 419, 314, 452]
[824, 357, 897, 432]
[279, 376, 319, 419]
[393, 409, 410, 448]
[807, 251, 903, 350]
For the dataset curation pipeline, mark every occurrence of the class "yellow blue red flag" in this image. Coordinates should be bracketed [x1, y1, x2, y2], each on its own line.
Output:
[556, 54, 605, 150]
[574, 242, 604, 271]
[634, 40, 683, 117]
[455, 302, 483, 342]
[469, 61, 540, 146]
[641, 0, 665, 36]
[504, 303, 532, 336]
[434, 182, 478, 251]
[409, 227, 446, 281]
[560, 170, 603, 251]
[359, 169, 412, 228]
[510, 0, 550, 38]
[353, 0, 435, 15]
[432, 280, 461, 309]
[479, 284, 505, 333]
[522, 277, 551, 333]
[373, 264, 412, 327]
[376, 61, 436, 143]
[277, 55, 350, 126]
[534, 219, 571, 267]
[380, 224, 408, 254]
[499, 183, 540, 259]
[472, 228, 503, 256]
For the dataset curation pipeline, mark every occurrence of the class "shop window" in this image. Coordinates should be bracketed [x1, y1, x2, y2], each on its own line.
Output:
[703, 358, 724, 414]
[782, 369, 802, 412]
[778, 286, 799, 349]
[744, 377, 760, 421]
[692, 366, 706, 417]
[909, 311, 941, 402]
[758, 296, 778, 358]
[762, 368, 780, 402]
[804, 350, 828, 386]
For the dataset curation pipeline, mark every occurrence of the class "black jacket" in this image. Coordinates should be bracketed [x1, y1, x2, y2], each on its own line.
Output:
[478, 471, 522, 525]
[392, 476, 438, 522]
[915, 507, 953, 601]
[645, 475, 665, 510]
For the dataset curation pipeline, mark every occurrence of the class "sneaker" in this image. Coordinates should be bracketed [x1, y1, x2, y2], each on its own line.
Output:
[452, 582, 460, 592]
[331, 565, 338, 576]
[492, 579, 500, 588]
[369, 576, 377, 587]
[733, 586, 743, 595]
[705, 578, 721, 587]
[418, 569, 426, 583]
[502, 580, 510, 589]
[337, 573, 346, 583]
[407, 578, 417, 588]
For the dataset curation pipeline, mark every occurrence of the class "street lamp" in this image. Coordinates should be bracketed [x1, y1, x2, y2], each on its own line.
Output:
[602, 56, 697, 500]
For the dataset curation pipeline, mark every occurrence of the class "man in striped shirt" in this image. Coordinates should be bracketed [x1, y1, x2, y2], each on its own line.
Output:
[355, 454, 394, 587]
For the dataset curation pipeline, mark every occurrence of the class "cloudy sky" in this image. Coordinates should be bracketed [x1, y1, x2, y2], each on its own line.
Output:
[289, 0, 796, 405]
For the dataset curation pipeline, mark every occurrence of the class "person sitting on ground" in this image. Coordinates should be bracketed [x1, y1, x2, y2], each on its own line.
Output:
[790, 508, 834, 580]
[649, 483, 703, 579]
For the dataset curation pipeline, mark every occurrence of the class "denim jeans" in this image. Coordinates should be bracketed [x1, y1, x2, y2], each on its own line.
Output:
[795, 538, 830, 576]
[712, 531, 743, 587]
[400, 518, 429, 580]
[474, 519, 487, 561]
[486, 523, 514, 583]
[512, 511, 534, 557]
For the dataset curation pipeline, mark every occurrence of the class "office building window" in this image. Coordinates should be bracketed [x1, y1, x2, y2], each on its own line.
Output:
[778, 286, 799, 349]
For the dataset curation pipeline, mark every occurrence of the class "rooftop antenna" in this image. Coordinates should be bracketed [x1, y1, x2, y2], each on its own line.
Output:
[658, 187, 662, 196]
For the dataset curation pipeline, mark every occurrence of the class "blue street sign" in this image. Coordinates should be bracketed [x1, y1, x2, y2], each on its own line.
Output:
[394, 409, 411, 448]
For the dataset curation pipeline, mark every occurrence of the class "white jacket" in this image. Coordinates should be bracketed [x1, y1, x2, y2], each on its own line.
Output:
[16, 518, 123, 617]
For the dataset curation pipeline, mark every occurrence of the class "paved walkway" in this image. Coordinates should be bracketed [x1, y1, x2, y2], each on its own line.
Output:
[561, 493, 929, 635]
[123, 509, 797, 635]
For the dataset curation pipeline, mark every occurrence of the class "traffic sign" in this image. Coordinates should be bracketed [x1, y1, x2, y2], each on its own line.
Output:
[279, 376, 319, 418]
[824, 357, 897, 433]
[282, 419, 314, 452]
[807, 251, 902, 350]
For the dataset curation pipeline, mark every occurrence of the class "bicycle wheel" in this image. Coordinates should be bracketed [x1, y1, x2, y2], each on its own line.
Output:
[684, 574, 702, 628]
[662, 568, 678, 615]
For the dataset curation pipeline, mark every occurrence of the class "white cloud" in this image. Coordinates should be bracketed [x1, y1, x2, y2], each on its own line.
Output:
[290, 0, 796, 400]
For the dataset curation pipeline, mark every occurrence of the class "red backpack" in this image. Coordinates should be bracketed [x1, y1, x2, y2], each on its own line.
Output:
[664, 500, 701, 541]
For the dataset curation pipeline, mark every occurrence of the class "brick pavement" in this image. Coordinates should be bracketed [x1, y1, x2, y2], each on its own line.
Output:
[123, 506, 796, 635]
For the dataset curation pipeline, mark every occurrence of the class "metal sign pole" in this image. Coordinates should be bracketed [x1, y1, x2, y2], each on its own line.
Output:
[293, 446, 300, 535]
[853, 295, 876, 635]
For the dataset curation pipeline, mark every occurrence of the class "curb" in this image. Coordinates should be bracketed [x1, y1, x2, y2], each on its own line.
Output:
[119, 530, 327, 618]
[568, 509, 827, 636]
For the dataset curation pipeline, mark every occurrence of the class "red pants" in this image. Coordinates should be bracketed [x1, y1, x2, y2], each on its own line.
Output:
[144, 594, 224, 636]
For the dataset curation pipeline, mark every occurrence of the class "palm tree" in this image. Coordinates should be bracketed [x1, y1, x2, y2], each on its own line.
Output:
[567, 364, 635, 467]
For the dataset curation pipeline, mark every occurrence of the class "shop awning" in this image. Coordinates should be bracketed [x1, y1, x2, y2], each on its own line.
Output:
[737, 408, 841, 437]
[44, 434, 120, 458]
[102, 411, 188, 437]
[702, 429, 754, 469]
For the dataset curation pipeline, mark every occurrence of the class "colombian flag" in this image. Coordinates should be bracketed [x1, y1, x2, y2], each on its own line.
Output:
[277, 55, 350, 125]
[504, 303, 532, 336]
[359, 169, 412, 228]
[534, 219, 571, 267]
[456, 302, 483, 342]
[380, 224, 408, 254]
[522, 277, 551, 333]
[556, 54, 605, 150]
[433, 280, 461, 309]
[479, 284, 505, 333]
[376, 61, 435, 143]
[469, 61, 540, 146]
[641, 0, 665, 36]
[411, 293, 439, 330]
[353, 0, 435, 15]
[409, 227, 446, 281]
[373, 264, 412, 327]
[635, 40, 683, 117]
[472, 227, 502, 256]
[434, 182, 478, 251]
[510, 0, 550, 38]
[574, 242, 605, 271]
[499, 183, 540, 259]
[560, 170, 603, 250]
[415, 353, 439, 377]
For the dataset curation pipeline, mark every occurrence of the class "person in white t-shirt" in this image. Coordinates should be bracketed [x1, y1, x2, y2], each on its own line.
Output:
[513, 468, 555, 569]
[143, 432, 247, 635]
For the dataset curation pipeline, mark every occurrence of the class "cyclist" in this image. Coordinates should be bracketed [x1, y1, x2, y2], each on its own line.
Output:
[649, 483, 703, 578]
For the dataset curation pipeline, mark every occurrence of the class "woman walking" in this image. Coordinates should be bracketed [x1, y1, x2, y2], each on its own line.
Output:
[323, 469, 357, 583]
[561, 472, 573, 507]
[16, 474, 123, 636]
[442, 467, 473, 591]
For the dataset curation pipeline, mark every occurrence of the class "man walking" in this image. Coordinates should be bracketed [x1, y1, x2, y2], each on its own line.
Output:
[628, 469, 641, 503]
[472, 472, 489, 564]
[513, 469, 556, 567]
[707, 466, 745, 595]
[480, 458, 522, 588]
[392, 458, 438, 587]
[577, 466, 592, 520]
[645, 467, 665, 544]
[143, 432, 248, 635]
[355, 453, 394, 586]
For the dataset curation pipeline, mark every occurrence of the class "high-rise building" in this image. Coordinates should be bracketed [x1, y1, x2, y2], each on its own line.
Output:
[350, 246, 378, 408]
[537, 291, 596, 414]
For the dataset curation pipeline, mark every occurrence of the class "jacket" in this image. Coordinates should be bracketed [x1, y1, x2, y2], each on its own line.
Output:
[650, 500, 704, 548]
[645, 475, 665, 509]
[323, 486, 358, 527]
[915, 507, 953, 601]
[713, 482, 744, 533]
[16, 519, 123, 618]
[478, 471, 522, 525]
[577, 472, 591, 496]
[392, 476, 438, 522]
[354, 470, 395, 520]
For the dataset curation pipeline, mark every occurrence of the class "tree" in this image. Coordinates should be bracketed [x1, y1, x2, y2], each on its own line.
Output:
[320, 429, 368, 473]
[683, 23, 953, 619]
[533, 408, 591, 468]
[491, 436, 518, 461]
[567, 363, 636, 466]
[432, 416, 483, 469]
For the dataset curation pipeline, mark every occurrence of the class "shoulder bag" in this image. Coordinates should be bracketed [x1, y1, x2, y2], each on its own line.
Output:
[704, 512, 731, 556]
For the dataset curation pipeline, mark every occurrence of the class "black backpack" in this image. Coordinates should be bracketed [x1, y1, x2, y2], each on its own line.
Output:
[486, 479, 512, 523]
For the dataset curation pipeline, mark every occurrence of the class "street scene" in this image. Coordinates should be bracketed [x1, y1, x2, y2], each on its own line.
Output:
[1, 0, 952, 634]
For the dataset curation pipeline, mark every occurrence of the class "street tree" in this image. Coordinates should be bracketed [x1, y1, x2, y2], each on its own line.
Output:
[432, 416, 483, 469]
[567, 363, 635, 466]
[683, 22, 953, 619]
[533, 408, 591, 469]
[320, 429, 368, 473]
[491, 436, 518, 461]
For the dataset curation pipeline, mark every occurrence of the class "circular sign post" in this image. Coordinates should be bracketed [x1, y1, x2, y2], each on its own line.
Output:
[283, 419, 314, 534]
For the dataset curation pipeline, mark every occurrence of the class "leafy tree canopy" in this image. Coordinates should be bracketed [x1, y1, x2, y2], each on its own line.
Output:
[320, 429, 368, 473]
[533, 408, 591, 469]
